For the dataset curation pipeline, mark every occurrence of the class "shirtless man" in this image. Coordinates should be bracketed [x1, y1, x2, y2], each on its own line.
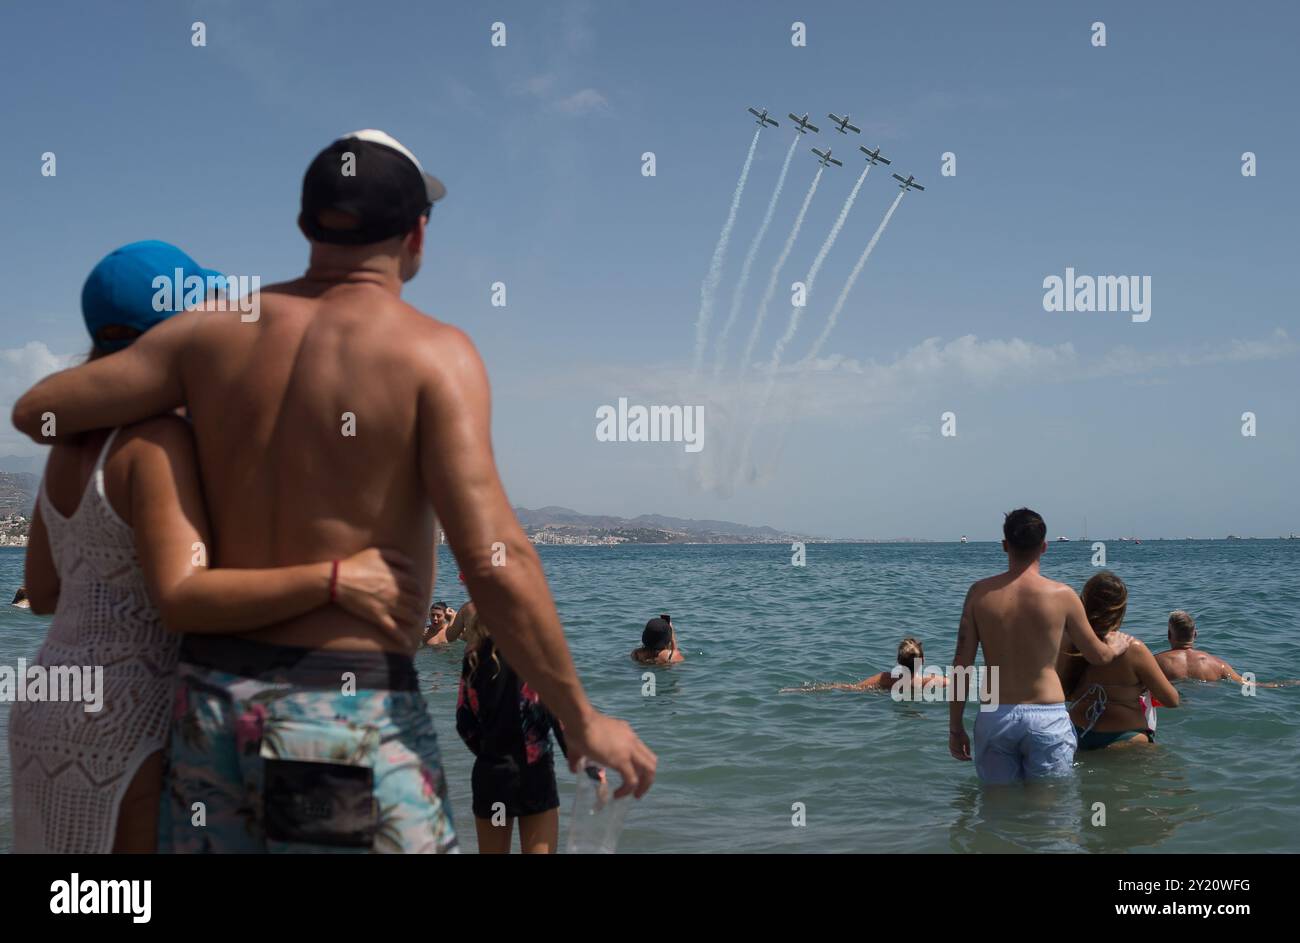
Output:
[1154, 610, 1245, 683]
[13, 130, 655, 852]
[424, 601, 457, 646]
[948, 508, 1131, 784]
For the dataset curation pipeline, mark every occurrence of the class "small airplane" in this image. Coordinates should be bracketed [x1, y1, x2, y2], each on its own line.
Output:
[747, 106, 779, 128]
[788, 112, 820, 134]
[828, 112, 861, 134]
[858, 144, 891, 166]
[811, 147, 843, 168]
[892, 173, 925, 191]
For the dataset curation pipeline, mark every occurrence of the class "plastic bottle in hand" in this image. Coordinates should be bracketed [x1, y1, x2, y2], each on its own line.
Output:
[566, 762, 630, 854]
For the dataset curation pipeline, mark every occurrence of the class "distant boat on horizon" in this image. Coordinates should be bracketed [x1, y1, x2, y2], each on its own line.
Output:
[1056, 536, 1071, 542]
[960, 535, 968, 544]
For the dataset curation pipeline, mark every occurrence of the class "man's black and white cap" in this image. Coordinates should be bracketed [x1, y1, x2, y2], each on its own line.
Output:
[300, 129, 446, 245]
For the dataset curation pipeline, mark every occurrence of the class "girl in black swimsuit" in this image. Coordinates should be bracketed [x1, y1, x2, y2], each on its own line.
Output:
[456, 609, 568, 853]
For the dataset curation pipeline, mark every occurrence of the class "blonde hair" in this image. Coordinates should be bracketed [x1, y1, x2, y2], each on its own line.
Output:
[897, 637, 924, 674]
[1168, 609, 1197, 642]
[463, 607, 500, 681]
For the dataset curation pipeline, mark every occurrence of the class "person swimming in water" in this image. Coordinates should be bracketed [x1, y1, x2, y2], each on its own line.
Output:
[780, 637, 948, 694]
[631, 615, 684, 665]
[1059, 571, 1180, 750]
[1153, 610, 1247, 683]
[423, 600, 458, 646]
[10, 586, 31, 609]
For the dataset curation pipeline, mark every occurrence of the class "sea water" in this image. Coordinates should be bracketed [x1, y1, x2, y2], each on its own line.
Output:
[2, 541, 1297, 853]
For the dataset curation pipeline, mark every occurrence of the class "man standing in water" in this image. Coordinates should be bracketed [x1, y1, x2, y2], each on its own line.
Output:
[948, 508, 1130, 784]
[14, 130, 656, 851]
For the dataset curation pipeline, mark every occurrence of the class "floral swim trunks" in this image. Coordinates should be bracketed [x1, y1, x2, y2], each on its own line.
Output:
[165, 635, 457, 854]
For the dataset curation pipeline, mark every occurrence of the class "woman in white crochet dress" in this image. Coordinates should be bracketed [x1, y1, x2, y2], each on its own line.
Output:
[10, 241, 425, 853]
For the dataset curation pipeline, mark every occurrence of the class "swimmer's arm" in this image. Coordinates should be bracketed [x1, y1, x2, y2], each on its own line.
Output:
[1063, 591, 1120, 665]
[129, 419, 422, 639]
[857, 672, 895, 690]
[22, 501, 59, 614]
[1132, 642, 1179, 708]
[11, 310, 196, 441]
[445, 602, 473, 643]
[1217, 659, 1246, 684]
[948, 588, 978, 759]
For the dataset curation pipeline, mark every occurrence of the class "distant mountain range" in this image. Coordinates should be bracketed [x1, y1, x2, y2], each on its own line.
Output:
[0, 467, 791, 544]
[0, 472, 37, 517]
[513, 505, 792, 542]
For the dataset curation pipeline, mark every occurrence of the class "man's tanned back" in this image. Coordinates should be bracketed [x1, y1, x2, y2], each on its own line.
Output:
[180, 282, 452, 652]
[967, 570, 1086, 704]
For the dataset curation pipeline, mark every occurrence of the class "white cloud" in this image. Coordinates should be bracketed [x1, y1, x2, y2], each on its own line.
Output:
[0, 342, 80, 457]
[1091, 328, 1297, 378]
[513, 73, 558, 98]
[553, 88, 608, 116]
[557, 328, 1297, 496]
[512, 75, 608, 117]
[1, 342, 79, 391]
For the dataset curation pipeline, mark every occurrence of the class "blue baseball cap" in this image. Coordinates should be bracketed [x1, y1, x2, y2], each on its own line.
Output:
[81, 240, 226, 353]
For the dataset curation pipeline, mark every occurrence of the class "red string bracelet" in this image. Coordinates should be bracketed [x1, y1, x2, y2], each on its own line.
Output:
[328, 560, 339, 603]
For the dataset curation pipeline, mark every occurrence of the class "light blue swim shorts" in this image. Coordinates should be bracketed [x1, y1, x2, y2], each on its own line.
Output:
[973, 703, 1077, 784]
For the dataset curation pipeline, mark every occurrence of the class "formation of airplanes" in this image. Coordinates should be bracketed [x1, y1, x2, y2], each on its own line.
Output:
[747, 106, 923, 192]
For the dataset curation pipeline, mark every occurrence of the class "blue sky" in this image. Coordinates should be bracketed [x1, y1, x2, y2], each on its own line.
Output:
[2, 0, 1297, 539]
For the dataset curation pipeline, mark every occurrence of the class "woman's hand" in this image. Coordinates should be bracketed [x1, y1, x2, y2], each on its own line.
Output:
[333, 548, 425, 650]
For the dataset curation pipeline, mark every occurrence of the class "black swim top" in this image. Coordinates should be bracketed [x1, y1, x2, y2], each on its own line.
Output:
[456, 640, 567, 766]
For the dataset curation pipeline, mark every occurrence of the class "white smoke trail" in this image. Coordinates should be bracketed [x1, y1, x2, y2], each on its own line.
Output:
[738, 165, 824, 378]
[691, 127, 761, 377]
[711, 132, 801, 379]
[765, 163, 871, 371]
[732, 186, 906, 489]
[799, 188, 906, 366]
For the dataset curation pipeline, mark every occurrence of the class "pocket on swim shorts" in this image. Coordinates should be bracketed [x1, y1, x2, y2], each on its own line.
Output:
[260, 718, 382, 850]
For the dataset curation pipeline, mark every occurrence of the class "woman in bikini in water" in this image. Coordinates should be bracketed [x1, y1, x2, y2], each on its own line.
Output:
[1058, 571, 1180, 749]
